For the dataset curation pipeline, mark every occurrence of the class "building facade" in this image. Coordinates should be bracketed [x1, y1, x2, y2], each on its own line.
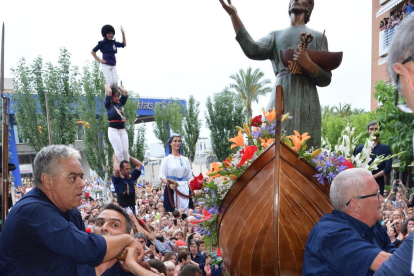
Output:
[371, 0, 408, 109]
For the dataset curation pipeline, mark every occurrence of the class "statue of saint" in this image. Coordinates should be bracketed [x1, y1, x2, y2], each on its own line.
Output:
[220, 0, 331, 148]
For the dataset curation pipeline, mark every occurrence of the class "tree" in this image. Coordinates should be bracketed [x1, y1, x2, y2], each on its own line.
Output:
[45, 48, 81, 145]
[79, 61, 112, 179]
[205, 89, 245, 162]
[321, 102, 375, 147]
[11, 48, 80, 152]
[123, 90, 140, 157]
[374, 80, 414, 171]
[132, 123, 147, 162]
[229, 67, 272, 120]
[11, 57, 49, 151]
[183, 95, 201, 163]
[322, 111, 376, 147]
[153, 100, 185, 148]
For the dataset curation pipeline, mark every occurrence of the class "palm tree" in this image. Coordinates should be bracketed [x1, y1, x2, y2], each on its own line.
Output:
[229, 67, 272, 120]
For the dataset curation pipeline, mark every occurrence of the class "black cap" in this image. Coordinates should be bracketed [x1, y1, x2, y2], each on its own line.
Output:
[0, 146, 17, 172]
[101, 25, 115, 38]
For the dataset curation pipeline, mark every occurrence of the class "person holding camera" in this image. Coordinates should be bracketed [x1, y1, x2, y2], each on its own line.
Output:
[391, 179, 408, 198]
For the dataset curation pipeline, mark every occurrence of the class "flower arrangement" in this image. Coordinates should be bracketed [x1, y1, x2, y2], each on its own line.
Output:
[311, 123, 402, 185]
[196, 114, 403, 244]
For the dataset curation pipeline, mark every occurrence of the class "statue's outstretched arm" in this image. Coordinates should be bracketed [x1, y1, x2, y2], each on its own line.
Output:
[219, 0, 243, 34]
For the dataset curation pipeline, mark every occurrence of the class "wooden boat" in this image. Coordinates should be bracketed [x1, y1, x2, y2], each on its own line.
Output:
[217, 86, 334, 276]
[280, 49, 343, 71]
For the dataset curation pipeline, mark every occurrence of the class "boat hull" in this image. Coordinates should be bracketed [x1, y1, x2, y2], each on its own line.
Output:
[217, 142, 333, 276]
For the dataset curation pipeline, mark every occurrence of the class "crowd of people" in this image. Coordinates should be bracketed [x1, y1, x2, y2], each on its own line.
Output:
[381, 179, 414, 249]
[78, 188, 220, 276]
[70, 175, 221, 275]
[0, 145, 219, 276]
[379, 1, 414, 32]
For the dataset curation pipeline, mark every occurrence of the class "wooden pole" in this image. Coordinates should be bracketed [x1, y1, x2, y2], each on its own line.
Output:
[273, 85, 284, 276]
[1, 22, 10, 222]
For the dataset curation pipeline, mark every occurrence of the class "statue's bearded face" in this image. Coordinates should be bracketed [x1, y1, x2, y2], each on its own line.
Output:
[289, 0, 309, 14]
[288, 0, 313, 23]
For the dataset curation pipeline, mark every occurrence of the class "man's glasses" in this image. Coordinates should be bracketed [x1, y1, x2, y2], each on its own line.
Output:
[345, 190, 381, 207]
[395, 56, 413, 113]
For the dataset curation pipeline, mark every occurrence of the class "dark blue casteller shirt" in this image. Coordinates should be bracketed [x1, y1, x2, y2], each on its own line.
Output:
[374, 232, 414, 276]
[78, 260, 135, 276]
[303, 210, 396, 276]
[354, 143, 392, 194]
[112, 168, 141, 209]
[105, 94, 128, 129]
[191, 251, 206, 276]
[112, 168, 141, 196]
[92, 39, 125, 66]
[0, 187, 107, 276]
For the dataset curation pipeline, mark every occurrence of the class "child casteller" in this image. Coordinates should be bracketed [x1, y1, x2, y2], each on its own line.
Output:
[91, 24, 126, 87]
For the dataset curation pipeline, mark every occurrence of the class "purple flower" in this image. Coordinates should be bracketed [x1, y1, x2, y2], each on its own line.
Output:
[208, 206, 219, 215]
[313, 153, 349, 185]
[252, 131, 262, 139]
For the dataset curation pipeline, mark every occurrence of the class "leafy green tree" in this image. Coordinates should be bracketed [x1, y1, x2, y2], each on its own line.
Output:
[321, 101, 375, 148]
[123, 90, 140, 156]
[153, 100, 185, 148]
[183, 95, 201, 162]
[374, 80, 414, 171]
[322, 111, 376, 147]
[132, 123, 147, 162]
[79, 61, 113, 179]
[11, 48, 80, 152]
[229, 67, 272, 120]
[205, 89, 245, 162]
[44, 48, 81, 145]
[11, 57, 49, 151]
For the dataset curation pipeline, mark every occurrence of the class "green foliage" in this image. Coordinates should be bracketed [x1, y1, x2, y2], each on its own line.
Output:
[321, 101, 376, 148]
[11, 57, 49, 151]
[205, 89, 245, 162]
[183, 95, 201, 162]
[11, 48, 80, 152]
[153, 100, 185, 148]
[79, 61, 113, 178]
[132, 123, 147, 162]
[374, 80, 414, 171]
[123, 90, 140, 156]
[45, 48, 81, 145]
[322, 111, 376, 147]
[229, 67, 272, 120]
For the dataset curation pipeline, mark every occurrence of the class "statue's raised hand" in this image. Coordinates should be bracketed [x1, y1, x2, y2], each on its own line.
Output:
[219, 0, 237, 16]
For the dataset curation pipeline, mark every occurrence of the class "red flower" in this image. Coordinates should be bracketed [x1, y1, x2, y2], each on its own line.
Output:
[216, 248, 222, 257]
[223, 158, 231, 168]
[190, 173, 204, 191]
[237, 145, 258, 167]
[251, 115, 262, 127]
[189, 209, 213, 224]
[342, 159, 354, 170]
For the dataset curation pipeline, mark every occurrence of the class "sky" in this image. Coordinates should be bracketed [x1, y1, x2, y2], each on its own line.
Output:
[1, 0, 373, 145]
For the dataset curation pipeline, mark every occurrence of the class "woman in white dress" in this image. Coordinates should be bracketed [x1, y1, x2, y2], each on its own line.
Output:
[159, 135, 193, 212]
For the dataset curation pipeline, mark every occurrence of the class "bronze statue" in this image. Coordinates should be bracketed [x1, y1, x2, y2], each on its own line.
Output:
[219, 0, 332, 148]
